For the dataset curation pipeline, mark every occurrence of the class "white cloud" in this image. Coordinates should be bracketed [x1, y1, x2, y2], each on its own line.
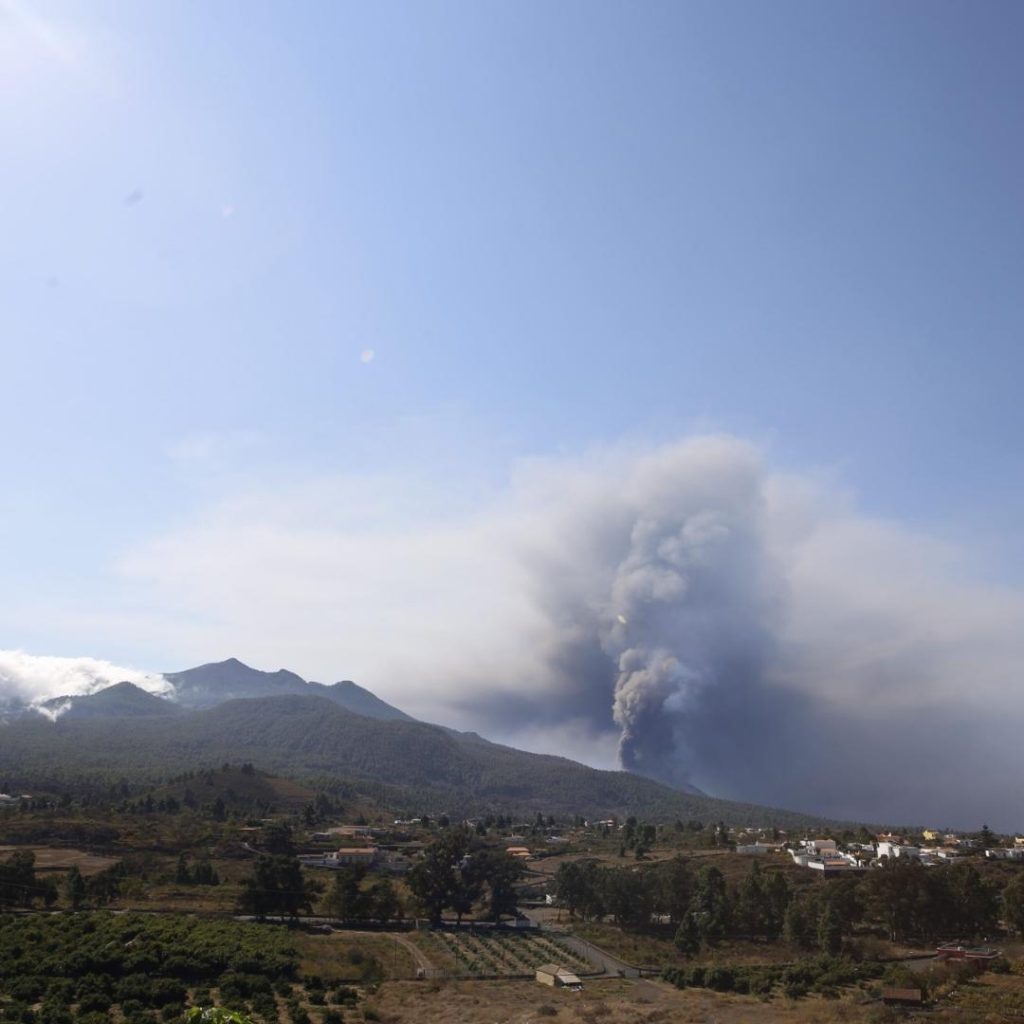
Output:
[0, 649, 170, 707]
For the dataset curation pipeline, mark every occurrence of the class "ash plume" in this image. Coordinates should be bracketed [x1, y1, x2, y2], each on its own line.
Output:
[68, 433, 1024, 827]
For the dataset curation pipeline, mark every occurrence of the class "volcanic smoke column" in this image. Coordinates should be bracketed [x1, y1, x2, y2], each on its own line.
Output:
[598, 446, 778, 787]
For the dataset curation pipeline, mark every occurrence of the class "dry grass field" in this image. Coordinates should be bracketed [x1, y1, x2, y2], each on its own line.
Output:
[0, 844, 119, 876]
[289, 929, 418, 981]
[363, 976, 879, 1024]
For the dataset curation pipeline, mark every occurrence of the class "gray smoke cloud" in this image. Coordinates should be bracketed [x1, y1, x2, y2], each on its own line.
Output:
[38, 433, 1024, 829]
[581, 440, 778, 785]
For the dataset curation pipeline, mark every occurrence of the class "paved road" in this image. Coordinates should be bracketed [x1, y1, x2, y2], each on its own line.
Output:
[541, 926, 646, 978]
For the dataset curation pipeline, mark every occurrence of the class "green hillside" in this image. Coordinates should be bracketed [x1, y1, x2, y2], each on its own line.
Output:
[0, 693, 836, 828]
[41, 681, 181, 720]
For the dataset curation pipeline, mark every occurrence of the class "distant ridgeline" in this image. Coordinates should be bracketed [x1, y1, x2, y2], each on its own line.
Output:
[0, 658, 838, 829]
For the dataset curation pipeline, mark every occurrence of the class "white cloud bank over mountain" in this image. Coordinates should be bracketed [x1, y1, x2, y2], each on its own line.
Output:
[0, 650, 171, 707]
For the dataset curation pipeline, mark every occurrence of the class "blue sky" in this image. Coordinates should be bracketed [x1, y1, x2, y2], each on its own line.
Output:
[3, 1, 1024, 822]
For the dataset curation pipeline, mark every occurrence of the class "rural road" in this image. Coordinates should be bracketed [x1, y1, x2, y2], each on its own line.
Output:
[381, 931, 433, 975]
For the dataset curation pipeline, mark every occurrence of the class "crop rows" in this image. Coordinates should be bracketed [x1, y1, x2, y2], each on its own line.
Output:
[423, 930, 590, 977]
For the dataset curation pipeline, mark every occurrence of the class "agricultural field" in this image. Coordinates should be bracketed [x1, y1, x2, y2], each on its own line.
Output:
[0, 912, 382, 1024]
[414, 928, 592, 977]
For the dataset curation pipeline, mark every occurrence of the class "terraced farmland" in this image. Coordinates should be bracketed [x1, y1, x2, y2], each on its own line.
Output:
[418, 928, 593, 978]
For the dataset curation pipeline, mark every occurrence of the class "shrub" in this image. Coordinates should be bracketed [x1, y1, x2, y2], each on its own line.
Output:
[6, 976, 45, 1002]
[38, 1002, 72, 1024]
[75, 975, 114, 1000]
[707, 967, 735, 992]
[330, 987, 358, 1005]
[150, 979, 187, 1007]
[47, 979, 76, 1002]
[783, 981, 808, 1000]
[77, 994, 112, 1014]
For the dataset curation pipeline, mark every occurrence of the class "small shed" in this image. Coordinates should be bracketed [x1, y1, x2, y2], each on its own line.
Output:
[535, 964, 583, 990]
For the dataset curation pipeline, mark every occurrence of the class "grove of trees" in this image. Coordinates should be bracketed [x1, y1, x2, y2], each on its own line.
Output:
[554, 854, 1010, 953]
[406, 829, 524, 926]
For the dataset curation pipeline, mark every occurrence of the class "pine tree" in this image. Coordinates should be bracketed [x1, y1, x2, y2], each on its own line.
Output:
[817, 902, 842, 956]
[65, 866, 87, 911]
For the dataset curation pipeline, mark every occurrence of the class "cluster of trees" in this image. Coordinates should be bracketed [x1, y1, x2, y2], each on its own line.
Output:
[300, 793, 345, 829]
[175, 854, 220, 887]
[322, 866, 402, 923]
[556, 855, 1012, 953]
[663, 955, 887, 1000]
[236, 856, 323, 921]
[555, 855, 702, 930]
[0, 851, 57, 909]
[64, 863, 127, 911]
[620, 817, 658, 859]
[406, 830, 524, 926]
[864, 858, 1000, 943]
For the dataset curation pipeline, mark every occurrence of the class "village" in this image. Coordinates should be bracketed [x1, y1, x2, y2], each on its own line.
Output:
[5, 775, 1024, 1023]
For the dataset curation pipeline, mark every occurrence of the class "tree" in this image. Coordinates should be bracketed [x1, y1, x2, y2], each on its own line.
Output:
[553, 861, 586, 918]
[1003, 873, 1024, 937]
[0, 850, 38, 908]
[783, 897, 813, 949]
[603, 867, 652, 930]
[406, 830, 471, 926]
[652, 856, 694, 925]
[262, 821, 295, 856]
[367, 878, 403, 923]
[977, 825, 997, 850]
[175, 853, 191, 884]
[948, 863, 998, 938]
[65, 865, 87, 911]
[865, 858, 922, 942]
[674, 914, 701, 957]
[689, 866, 731, 947]
[475, 849, 522, 922]
[735, 862, 771, 939]
[324, 866, 372, 921]
[817, 902, 843, 956]
[238, 855, 323, 920]
[764, 871, 791, 939]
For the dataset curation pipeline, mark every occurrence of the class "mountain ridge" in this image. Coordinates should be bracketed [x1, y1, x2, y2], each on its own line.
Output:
[162, 657, 414, 722]
[0, 684, 843, 829]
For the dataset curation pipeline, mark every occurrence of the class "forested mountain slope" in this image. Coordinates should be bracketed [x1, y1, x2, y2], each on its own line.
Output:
[0, 692, 835, 828]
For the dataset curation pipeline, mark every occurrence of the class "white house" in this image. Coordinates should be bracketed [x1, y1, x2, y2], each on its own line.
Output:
[985, 848, 1024, 861]
[802, 838, 838, 856]
[877, 842, 920, 861]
